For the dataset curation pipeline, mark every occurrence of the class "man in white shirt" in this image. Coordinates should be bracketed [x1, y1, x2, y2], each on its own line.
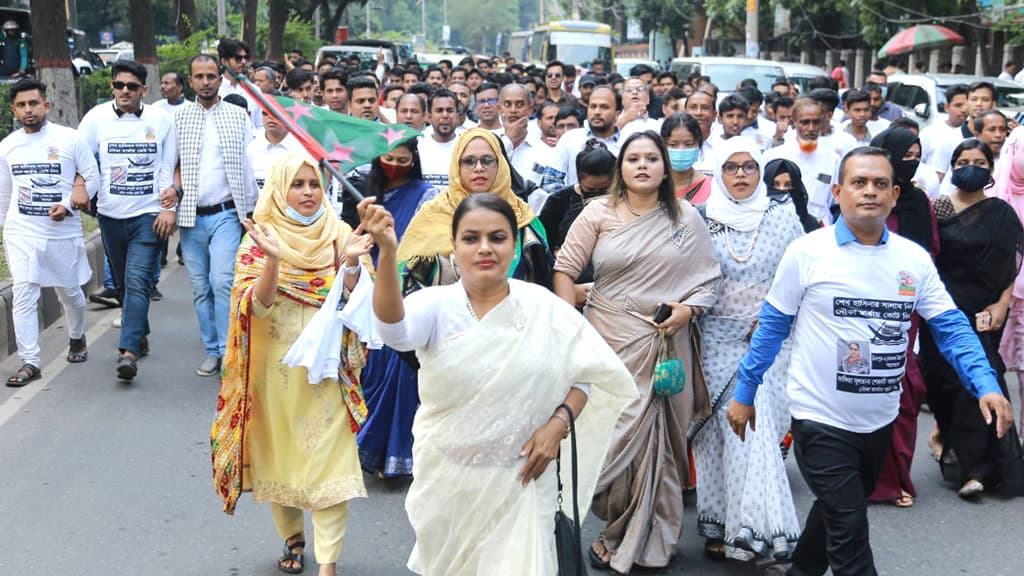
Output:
[729, 147, 1013, 576]
[152, 72, 186, 112]
[474, 82, 502, 133]
[685, 89, 720, 174]
[541, 85, 621, 193]
[841, 89, 875, 147]
[216, 38, 261, 127]
[765, 98, 840, 223]
[920, 83, 969, 177]
[285, 68, 315, 105]
[999, 62, 1018, 82]
[805, 88, 858, 159]
[347, 75, 381, 123]
[498, 84, 547, 210]
[247, 110, 308, 190]
[738, 86, 777, 150]
[419, 89, 461, 188]
[0, 79, 99, 385]
[77, 60, 178, 381]
[173, 53, 258, 377]
[864, 83, 892, 135]
[252, 66, 279, 94]
[395, 92, 426, 131]
[617, 77, 661, 142]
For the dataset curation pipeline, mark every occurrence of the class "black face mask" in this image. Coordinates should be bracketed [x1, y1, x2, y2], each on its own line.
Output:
[895, 159, 919, 183]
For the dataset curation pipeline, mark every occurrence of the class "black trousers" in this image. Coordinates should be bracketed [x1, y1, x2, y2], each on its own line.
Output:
[788, 417, 894, 576]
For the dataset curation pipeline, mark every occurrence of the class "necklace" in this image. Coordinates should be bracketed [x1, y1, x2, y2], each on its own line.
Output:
[623, 194, 659, 217]
[724, 224, 759, 263]
[465, 297, 479, 321]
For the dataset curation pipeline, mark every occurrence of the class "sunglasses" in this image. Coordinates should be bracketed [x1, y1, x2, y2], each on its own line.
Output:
[478, 98, 499, 106]
[112, 81, 143, 92]
[232, 54, 249, 61]
[722, 161, 759, 175]
[459, 155, 498, 169]
[546, 72, 563, 79]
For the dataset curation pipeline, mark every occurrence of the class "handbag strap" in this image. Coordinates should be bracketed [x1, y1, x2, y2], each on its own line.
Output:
[556, 402, 583, 575]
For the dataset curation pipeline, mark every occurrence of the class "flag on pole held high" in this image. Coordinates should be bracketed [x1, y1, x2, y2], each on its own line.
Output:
[237, 74, 419, 176]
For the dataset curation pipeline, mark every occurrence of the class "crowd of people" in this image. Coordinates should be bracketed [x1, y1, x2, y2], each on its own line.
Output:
[1, 34, 1023, 576]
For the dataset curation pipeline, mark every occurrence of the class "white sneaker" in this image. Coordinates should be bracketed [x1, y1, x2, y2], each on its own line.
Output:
[112, 316, 122, 328]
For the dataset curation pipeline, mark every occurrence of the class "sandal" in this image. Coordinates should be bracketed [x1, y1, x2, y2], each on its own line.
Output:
[67, 336, 88, 363]
[277, 538, 305, 574]
[704, 538, 727, 562]
[6, 363, 40, 387]
[589, 539, 612, 571]
[893, 490, 914, 508]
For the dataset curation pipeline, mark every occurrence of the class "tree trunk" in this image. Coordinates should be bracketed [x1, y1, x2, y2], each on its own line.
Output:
[177, 0, 197, 41]
[29, 0, 78, 124]
[689, 1, 707, 56]
[242, 0, 259, 51]
[267, 0, 288, 62]
[129, 0, 160, 104]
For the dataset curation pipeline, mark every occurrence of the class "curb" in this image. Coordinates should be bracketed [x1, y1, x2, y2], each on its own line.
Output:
[0, 231, 107, 358]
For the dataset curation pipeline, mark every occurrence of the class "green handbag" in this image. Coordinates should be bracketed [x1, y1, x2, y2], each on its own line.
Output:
[652, 329, 686, 397]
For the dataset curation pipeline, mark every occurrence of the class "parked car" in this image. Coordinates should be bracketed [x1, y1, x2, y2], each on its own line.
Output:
[778, 61, 829, 96]
[885, 73, 1024, 129]
[669, 57, 785, 99]
[91, 42, 134, 66]
[316, 40, 398, 72]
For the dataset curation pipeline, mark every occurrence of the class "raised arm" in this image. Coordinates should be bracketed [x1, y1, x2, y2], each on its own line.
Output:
[360, 198, 404, 324]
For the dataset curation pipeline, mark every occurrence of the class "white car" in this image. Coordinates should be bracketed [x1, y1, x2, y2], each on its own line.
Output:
[668, 57, 785, 96]
[886, 73, 1024, 129]
[614, 58, 660, 77]
[777, 61, 829, 96]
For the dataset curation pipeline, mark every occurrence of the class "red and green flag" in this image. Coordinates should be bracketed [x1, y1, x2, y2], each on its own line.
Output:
[236, 75, 419, 185]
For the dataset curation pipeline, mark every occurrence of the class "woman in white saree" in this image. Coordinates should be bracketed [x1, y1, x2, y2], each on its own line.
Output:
[363, 192, 637, 575]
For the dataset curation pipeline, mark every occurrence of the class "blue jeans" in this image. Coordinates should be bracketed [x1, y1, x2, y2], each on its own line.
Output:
[179, 209, 243, 357]
[99, 213, 160, 356]
[103, 248, 160, 290]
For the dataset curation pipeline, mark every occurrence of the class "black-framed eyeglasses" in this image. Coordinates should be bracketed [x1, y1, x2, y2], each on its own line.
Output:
[478, 98, 498, 106]
[459, 155, 498, 169]
[722, 161, 759, 175]
[112, 81, 143, 92]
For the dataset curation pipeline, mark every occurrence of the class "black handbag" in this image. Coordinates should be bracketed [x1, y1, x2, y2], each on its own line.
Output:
[555, 404, 585, 575]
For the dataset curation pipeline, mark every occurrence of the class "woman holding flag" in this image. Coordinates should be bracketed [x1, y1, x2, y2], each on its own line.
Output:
[211, 155, 374, 576]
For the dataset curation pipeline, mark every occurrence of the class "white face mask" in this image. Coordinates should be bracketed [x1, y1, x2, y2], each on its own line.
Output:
[284, 204, 325, 226]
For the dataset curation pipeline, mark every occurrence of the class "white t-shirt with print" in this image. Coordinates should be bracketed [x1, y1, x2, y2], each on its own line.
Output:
[418, 136, 457, 189]
[766, 226, 957, 433]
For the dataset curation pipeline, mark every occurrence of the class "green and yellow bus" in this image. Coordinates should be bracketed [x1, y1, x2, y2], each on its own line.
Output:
[511, 20, 613, 70]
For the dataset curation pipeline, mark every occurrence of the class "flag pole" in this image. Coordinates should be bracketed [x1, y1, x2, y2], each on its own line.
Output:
[234, 72, 366, 204]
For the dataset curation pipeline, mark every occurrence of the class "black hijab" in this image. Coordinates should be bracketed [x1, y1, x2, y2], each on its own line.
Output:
[870, 127, 934, 253]
[763, 158, 820, 233]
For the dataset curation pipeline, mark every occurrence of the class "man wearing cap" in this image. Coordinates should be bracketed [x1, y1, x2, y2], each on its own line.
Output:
[0, 20, 28, 78]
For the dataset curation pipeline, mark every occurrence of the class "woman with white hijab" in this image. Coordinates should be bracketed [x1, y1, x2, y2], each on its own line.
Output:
[691, 136, 806, 563]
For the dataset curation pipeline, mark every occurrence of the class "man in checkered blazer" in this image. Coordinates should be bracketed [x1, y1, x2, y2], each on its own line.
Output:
[173, 53, 258, 377]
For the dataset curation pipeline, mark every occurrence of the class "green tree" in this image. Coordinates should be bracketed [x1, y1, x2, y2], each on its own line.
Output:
[446, 0, 518, 53]
[634, 0, 692, 48]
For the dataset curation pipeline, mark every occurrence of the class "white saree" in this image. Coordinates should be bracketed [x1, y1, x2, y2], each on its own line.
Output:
[376, 280, 637, 576]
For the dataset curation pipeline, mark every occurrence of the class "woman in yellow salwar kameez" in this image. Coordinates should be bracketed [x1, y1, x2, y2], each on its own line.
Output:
[211, 155, 374, 576]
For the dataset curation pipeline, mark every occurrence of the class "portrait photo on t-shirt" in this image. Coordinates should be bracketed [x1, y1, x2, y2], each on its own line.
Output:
[837, 340, 871, 375]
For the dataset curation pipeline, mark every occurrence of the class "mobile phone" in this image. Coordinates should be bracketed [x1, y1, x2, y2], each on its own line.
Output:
[975, 311, 992, 332]
[1016, 111, 1024, 125]
[653, 303, 672, 324]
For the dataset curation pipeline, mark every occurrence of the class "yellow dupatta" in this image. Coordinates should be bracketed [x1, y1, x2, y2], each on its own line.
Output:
[396, 128, 536, 262]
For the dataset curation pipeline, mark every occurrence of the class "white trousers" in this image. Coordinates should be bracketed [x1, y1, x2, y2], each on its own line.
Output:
[12, 282, 86, 367]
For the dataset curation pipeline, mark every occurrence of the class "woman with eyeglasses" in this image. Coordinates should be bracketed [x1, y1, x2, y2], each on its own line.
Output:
[353, 138, 440, 479]
[690, 137, 804, 563]
[554, 131, 722, 573]
[397, 128, 552, 291]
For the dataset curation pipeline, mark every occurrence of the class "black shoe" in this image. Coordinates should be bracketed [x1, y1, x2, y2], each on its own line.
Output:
[116, 353, 137, 381]
[150, 286, 163, 301]
[89, 287, 121, 308]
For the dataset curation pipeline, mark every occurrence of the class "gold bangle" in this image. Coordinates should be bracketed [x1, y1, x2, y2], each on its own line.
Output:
[550, 412, 571, 436]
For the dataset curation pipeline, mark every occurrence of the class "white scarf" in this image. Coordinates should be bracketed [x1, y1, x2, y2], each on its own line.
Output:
[706, 136, 770, 232]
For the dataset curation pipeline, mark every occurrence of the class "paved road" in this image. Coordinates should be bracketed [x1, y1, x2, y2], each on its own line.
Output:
[1, 261, 1022, 575]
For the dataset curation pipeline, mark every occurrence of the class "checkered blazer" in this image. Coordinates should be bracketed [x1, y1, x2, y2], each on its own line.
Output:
[174, 100, 253, 228]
